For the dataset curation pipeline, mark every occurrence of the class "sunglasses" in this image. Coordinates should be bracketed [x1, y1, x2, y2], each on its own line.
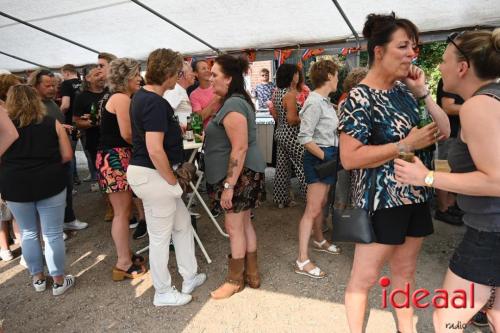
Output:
[447, 31, 470, 67]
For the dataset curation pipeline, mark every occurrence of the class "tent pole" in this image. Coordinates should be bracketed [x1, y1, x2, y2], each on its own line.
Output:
[329, 0, 361, 66]
[0, 50, 48, 68]
[130, 0, 221, 54]
[0, 11, 100, 54]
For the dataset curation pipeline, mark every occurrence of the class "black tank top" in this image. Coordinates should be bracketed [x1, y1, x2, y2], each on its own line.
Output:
[99, 93, 132, 149]
[447, 81, 500, 232]
[0, 116, 66, 202]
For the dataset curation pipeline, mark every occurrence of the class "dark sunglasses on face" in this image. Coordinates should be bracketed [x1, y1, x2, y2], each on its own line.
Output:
[447, 31, 470, 67]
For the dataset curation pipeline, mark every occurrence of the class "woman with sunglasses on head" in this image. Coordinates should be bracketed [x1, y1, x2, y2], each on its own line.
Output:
[339, 13, 450, 333]
[395, 28, 500, 333]
[95, 58, 147, 281]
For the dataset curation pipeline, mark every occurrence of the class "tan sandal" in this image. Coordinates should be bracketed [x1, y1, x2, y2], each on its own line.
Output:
[313, 240, 342, 255]
[294, 259, 326, 279]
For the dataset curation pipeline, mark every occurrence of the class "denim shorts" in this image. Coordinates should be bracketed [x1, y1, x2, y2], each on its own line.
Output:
[449, 226, 500, 287]
[303, 146, 338, 185]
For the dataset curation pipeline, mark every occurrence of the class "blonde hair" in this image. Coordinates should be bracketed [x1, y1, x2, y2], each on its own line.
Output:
[453, 28, 500, 80]
[5, 85, 46, 127]
[0, 74, 21, 101]
[98, 52, 117, 63]
[343, 67, 368, 92]
[107, 58, 140, 93]
[145, 48, 183, 85]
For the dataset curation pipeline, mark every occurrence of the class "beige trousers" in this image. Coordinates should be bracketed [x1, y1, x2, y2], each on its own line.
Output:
[127, 165, 197, 293]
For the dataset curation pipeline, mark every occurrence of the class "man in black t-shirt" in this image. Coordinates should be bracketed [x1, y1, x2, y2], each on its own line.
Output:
[435, 78, 464, 225]
[60, 64, 81, 125]
[73, 65, 107, 186]
[60, 64, 82, 184]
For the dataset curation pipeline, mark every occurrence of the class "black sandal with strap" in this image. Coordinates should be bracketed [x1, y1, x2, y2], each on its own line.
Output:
[112, 263, 146, 281]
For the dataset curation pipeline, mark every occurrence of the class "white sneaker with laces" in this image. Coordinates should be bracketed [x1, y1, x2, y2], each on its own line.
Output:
[153, 287, 192, 307]
[52, 275, 75, 296]
[182, 273, 207, 294]
[33, 279, 46, 292]
[0, 249, 14, 261]
[63, 219, 88, 230]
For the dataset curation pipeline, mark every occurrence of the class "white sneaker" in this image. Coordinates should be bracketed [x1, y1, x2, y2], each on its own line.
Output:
[33, 279, 46, 292]
[0, 249, 14, 261]
[153, 287, 192, 307]
[63, 219, 88, 230]
[52, 275, 75, 296]
[182, 273, 207, 294]
[90, 183, 100, 192]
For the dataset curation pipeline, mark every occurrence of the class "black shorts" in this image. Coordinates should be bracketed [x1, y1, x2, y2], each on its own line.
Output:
[372, 202, 434, 245]
[449, 226, 500, 287]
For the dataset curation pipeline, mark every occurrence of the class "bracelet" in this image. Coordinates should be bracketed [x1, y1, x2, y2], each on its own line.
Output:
[417, 88, 430, 100]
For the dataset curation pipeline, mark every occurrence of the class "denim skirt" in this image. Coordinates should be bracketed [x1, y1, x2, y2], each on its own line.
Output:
[449, 226, 500, 287]
[303, 146, 338, 185]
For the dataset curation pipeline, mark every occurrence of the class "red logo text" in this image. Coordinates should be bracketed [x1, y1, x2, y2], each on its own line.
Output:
[379, 276, 475, 309]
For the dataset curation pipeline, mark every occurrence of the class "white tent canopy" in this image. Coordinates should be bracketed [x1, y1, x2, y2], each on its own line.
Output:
[1, 0, 499, 71]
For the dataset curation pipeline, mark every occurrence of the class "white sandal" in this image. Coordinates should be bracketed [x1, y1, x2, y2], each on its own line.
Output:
[294, 259, 326, 279]
[313, 240, 342, 255]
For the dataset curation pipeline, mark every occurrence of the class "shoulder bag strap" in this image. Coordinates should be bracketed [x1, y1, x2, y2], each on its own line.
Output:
[362, 86, 378, 214]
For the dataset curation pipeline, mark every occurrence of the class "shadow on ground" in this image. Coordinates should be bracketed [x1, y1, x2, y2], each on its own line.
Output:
[0, 159, 491, 333]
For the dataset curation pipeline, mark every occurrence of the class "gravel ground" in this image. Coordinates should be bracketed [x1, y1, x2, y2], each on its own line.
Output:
[0, 153, 492, 333]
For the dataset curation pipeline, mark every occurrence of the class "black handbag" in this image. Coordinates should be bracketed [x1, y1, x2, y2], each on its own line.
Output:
[331, 86, 377, 244]
[331, 171, 377, 243]
[313, 155, 338, 179]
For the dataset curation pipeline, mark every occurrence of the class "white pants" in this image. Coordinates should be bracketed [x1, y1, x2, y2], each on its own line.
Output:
[127, 165, 198, 293]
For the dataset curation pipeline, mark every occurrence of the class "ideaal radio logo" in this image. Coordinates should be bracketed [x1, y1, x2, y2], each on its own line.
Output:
[378, 276, 475, 309]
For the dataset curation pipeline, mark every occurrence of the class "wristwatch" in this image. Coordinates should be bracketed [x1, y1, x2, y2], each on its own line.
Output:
[424, 171, 435, 187]
[223, 182, 235, 190]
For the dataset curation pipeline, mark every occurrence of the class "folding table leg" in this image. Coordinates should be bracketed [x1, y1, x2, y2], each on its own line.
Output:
[189, 181, 229, 238]
[187, 174, 203, 210]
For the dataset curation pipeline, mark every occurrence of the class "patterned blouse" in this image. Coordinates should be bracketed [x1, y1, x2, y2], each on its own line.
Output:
[273, 88, 302, 142]
[339, 82, 433, 211]
[254, 82, 276, 109]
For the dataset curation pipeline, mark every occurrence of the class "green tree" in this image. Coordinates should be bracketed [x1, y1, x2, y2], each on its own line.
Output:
[415, 42, 447, 97]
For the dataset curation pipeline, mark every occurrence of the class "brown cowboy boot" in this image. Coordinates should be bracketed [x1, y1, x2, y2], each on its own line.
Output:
[211, 255, 245, 299]
[245, 251, 261, 289]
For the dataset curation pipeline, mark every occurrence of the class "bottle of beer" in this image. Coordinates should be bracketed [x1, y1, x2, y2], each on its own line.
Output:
[186, 116, 194, 141]
[417, 99, 436, 152]
[192, 113, 203, 143]
[90, 103, 98, 125]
